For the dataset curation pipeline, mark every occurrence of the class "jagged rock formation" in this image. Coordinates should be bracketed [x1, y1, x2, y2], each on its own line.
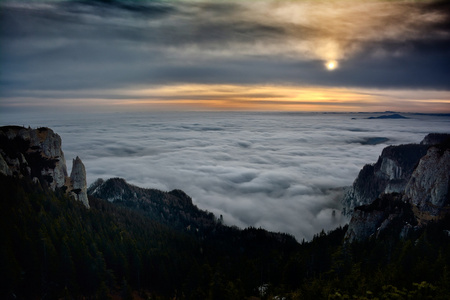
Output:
[69, 156, 89, 208]
[342, 143, 428, 215]
[0, 153, 12, 176]
[88, 177, 217, 231]
[0, 126, 89, 208]
[345, 193, 417, 242]
[0, 126, 68, 189]
[405, 145, 450, 218]
[343, 133, 450, 242]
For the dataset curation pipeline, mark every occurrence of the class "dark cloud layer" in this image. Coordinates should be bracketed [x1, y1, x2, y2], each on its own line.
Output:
[1, 0, 449, 102]
[2, 111, 449, 240]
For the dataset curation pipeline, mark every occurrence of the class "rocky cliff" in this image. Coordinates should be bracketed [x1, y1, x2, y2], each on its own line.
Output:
[343, 133, 450, 242]
[342, 143, 428, 215]
[0, 126, 89, 208]
[345, 193, 417, 242]
[405, 143, 450, 219]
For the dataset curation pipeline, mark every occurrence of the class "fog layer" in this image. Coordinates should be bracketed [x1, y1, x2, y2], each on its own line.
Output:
[2, 112, 449, 240]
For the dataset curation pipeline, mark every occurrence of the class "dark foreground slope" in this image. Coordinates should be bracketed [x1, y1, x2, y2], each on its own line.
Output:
[0, 175, 300, 299]
[3, 174, 450, 299]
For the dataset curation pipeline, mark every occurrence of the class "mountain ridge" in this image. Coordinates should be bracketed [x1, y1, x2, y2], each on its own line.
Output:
[88, 177, 219, 233]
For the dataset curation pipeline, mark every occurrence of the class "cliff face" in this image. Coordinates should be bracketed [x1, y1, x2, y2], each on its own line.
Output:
[345, 193, 417, 242]
[343, 133, 450, 242]
[0, 126, 89, 208]
[342, 143, 428, 215]
[405, 146, 450, 217]
[0, 126, 68, 189]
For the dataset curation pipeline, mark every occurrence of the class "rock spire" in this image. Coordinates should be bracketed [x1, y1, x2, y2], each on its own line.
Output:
[70, 156, 89, 208]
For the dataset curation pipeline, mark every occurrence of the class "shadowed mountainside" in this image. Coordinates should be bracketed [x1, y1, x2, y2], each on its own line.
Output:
[88, 177, 218, 232]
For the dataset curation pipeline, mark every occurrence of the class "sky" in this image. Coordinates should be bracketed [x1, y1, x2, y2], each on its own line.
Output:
[1, 0, 450, 113]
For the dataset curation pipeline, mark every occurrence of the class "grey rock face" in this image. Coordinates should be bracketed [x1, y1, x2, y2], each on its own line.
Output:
[0, 126, 89, 208]
[344, 134, 450, 242]
[0, 153, 12, 176]
[345, 209, 386, 242]
[36, 128, 68, 189]
[342, 144, 428, 215]
[405, 147, 450, 215]
[345, 193, 417, 242]
[0, 126, 68, 190]
[70, 157, 89, 208]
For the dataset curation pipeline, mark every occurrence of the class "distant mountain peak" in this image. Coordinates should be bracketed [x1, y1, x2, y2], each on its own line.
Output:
[367, 113, 409, 119]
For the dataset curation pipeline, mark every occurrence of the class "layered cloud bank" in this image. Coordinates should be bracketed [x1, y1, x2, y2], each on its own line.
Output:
[2, 112, 448, 240]
[1, 0, 449, 112]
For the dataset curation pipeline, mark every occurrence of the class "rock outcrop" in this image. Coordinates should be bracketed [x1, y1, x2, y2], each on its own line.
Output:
[342, 143, 428, 215]
[69, 156, 89, 208]
[0, 126, 68, 189]
[0, 153, 12, 176]
[343, 133, 450, 242]
[405, 146, 450, 217]
[345, 193, 416, 242]
[0, 126, 89, 208]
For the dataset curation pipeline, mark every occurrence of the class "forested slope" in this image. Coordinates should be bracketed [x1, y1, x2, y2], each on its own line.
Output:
[2, 174, 450, 299]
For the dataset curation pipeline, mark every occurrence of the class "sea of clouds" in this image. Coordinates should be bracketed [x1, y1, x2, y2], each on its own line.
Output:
[2, 112, 449, 240]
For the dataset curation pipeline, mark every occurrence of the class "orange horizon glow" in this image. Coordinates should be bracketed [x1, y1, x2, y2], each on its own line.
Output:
[111, 84, 450, 113]
[3, 84, 449, 113]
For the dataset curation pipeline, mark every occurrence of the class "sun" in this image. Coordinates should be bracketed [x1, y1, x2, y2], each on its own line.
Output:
[326, 60, 338, 71]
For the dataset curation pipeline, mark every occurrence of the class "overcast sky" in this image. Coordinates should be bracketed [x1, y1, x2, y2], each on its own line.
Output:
[1, 0, 449, 113]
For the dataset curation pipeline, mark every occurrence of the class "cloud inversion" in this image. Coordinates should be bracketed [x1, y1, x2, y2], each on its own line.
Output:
[2, 111, 448, 240]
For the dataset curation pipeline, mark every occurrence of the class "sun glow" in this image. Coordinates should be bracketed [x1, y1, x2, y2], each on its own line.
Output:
[326, 60, 338, 71]
[9, 84, 449, 113]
